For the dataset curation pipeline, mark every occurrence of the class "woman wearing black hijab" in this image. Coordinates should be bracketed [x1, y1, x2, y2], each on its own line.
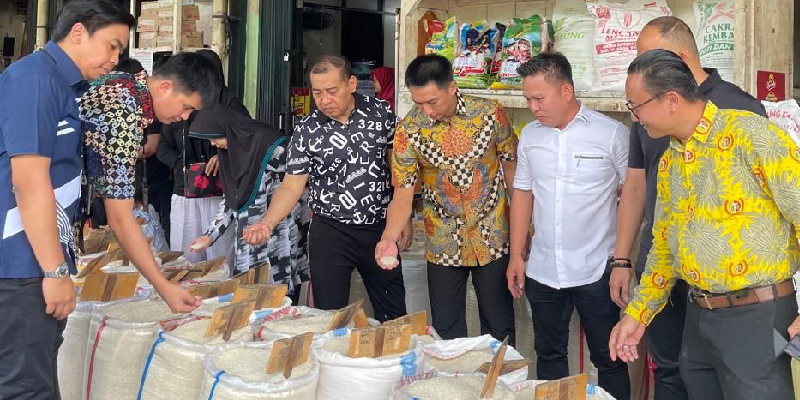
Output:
[187, 93, 310, 303]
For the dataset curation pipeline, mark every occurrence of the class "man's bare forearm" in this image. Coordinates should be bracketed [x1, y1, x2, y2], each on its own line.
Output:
[105, 198, 169, 288]
[509, 189, 533, 258]
[614, 169, 647, 259]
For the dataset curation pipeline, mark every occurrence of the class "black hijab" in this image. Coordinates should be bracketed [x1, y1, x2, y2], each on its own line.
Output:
[188, 104, 286, 212]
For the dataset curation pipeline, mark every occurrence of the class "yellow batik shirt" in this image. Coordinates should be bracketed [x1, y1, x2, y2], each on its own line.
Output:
[627, 101, 800, 325]
[392, 92, 517, 267]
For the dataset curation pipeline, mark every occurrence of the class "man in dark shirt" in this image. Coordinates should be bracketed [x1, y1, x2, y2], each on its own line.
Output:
[243, 55, 409, 322]
[608, 16, 766, 400]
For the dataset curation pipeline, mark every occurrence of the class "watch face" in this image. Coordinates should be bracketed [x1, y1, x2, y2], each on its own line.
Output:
[57, 263, 69, 276]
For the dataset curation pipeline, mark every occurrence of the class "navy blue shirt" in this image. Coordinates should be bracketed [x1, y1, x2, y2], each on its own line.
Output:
[628, 68, 767, 272]
[0, 42, 85, 278]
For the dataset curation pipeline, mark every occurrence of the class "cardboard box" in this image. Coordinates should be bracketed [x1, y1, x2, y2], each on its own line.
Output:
[181, 32, 203, 48]
[137, 18, 157, 32]
[141, 1, 161, 11]
[159, 23, 173, 33]
[181, 20, 197, 32]
[157, 35, 174, 48]
[138, 32, 157, 48]
[182, 5, 200, 21]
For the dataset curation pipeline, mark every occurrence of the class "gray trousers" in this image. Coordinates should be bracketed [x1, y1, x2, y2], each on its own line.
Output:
[680, 292, 797, 400]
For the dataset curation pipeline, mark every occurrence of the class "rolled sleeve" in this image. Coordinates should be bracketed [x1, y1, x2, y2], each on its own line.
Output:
[512, 129, 532, 191]
[495, 104, 517, 162]
[391, 123, 418, 189]
[81, 85, 140, 199]
[286, 124, 312, 176]
[0, 75, 63, 158]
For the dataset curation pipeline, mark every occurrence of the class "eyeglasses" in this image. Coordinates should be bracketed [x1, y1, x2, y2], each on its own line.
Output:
[626, 92, 667, 118]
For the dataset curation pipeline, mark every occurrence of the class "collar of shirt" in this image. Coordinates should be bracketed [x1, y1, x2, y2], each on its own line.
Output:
[44, 41, 85, 91]
[427, 90, 468, 125]
[670, 101, 719, 152]
[699, 68, 723, 95]
[313, 93, 369, 126]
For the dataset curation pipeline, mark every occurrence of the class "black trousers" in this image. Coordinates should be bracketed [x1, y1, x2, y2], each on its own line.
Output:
[427, 256, 516, 346]
[0, 278, 66, 400]
[526, 272, 630, 400]
[680, 291, 796, 400]
[307, 216, 406, 322]
[635, 270, 689, 400]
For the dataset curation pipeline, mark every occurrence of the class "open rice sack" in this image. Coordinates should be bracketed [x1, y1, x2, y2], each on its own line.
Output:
[490, 14, 553, 90]
[587, 0, 671, 92]
[136, 317, 253, 400]
[199, 341, 320, 400]
[422, 334, 528, 385]
[392, 371, 515, 400]
[82, 299, 188, 400]
[452, 21, 498, 89]
[313, 329, 425, 399]
[254, 306, 339, 341]
[194, 294, 293, 326]
[57, 301, 97, 400]
[510, 379, 617, 399]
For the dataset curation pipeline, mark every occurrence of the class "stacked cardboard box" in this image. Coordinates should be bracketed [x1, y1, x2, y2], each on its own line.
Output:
[137, 1, 203, 49]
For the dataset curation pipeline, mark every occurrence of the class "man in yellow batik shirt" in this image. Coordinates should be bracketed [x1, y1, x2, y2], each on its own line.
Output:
[610, 49, 800, 400]
[374, 55, 517, 345]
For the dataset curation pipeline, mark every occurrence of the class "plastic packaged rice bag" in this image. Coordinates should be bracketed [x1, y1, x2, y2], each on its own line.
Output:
[694, 1, 735, 82]
[588, 0, 671, 92]
[425, 17, 457, 61]
[490, 15, 553, 89]
[762, 99, 800, 146]
[452, 21, 498, 89]
[553, 0, 596, 91]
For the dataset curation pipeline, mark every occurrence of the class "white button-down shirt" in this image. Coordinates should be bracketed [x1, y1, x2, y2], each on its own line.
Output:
[514, 104, 629, 289]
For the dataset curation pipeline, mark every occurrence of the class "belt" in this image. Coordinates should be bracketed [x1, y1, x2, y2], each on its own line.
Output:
[690, 279, 795, 310]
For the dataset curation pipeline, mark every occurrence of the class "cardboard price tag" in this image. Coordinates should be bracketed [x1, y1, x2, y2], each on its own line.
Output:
[534, 373, 588, 400]
[384, 311, 427, 336]
[157, 251, 184, 264]
[266, 332, 314, 379]
[80, 272, 139, 302]
[187, 280, 239, 299]
[82, 228, 115, 255]
[76, 249, 122, 279]
[233, 263, 270, 285]
[480, 337, 509, 398]
[167, 256, 226, 282]
[205, 301, 256, 341]
[326, 299, 364, 331]
[231, 284, 288, 309]
[348, 323, 412, 358]
[475, 359, 531, 375]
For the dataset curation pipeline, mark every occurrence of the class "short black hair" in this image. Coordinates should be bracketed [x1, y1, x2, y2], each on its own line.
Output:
[405, 54, 453, 89]
[51, 0, 135, 43]
[114, 58, 144, 74]
[152, 52, 222, 109]
[310, 55, 352, 81]
[516, 52, 574, 87]
[643, 16, 699, 57]
[628, 49, 705, 102]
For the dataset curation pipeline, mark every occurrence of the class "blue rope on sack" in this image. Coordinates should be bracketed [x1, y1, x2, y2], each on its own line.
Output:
[137, 331, 166, 400]
[207, 370, 226, 400]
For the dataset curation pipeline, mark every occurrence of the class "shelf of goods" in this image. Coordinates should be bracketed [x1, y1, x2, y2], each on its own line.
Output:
[397, 0, 794, 116]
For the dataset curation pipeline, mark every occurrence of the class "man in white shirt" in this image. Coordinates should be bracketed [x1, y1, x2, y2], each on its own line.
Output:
[506, 52, 630, 400]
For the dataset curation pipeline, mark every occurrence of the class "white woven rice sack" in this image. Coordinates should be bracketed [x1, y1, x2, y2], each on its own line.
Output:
[391, 371, 515, 400]
[57, 301, 97, 400]
[82, 299, 187, 400]
[254, 307, 337, 341]
[694, 1, 735, 82]
[314, 329, 425, 399]
[194, 294, 293, 321]
[510, 379, 617, 399]
[199, 341, 320, 400]
[553, 0, 595, 91]
[137, 317, 252, 400]
[762, 99, 800, 146]
[422, 334, 528, 385]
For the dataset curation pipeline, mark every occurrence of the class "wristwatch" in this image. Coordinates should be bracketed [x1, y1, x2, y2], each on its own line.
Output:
[43, 261, 70, 279]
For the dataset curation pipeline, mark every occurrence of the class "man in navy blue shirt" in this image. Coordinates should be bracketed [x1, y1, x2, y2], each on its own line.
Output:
[0, 1, 188, 398]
